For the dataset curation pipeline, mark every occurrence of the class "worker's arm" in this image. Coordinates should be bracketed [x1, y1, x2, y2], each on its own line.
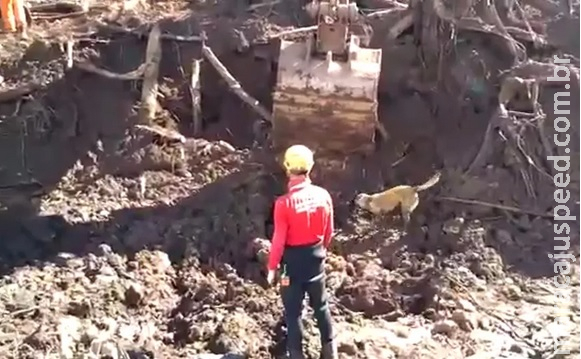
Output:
[267, 198, 288, 271]
[323, 194, 334, 248]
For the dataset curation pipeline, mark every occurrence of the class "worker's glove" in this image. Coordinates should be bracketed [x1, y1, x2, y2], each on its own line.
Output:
[266, 270, 276, 285]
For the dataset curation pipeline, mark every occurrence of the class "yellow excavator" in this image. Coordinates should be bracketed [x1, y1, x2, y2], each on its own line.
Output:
[271, 0, 383, 156]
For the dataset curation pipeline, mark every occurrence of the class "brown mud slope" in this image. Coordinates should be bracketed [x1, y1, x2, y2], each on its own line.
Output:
[0, 0, 579, 358]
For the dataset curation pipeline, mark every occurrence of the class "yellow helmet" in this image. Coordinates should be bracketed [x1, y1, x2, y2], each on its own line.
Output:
[283, 144, 314, 174]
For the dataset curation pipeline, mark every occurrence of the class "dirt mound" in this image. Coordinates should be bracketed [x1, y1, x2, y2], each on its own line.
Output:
[0, 0, 579, 358]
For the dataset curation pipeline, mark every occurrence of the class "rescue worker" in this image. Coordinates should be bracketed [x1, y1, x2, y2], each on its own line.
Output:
[266, 144, 337, 359]
[1, 0, 27, 35]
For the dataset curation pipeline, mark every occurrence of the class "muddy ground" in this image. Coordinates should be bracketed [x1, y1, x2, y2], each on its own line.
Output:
[0, 0, 579, 358]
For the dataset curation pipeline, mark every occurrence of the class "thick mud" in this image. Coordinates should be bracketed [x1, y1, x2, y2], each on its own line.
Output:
[0, 0, 579, 358]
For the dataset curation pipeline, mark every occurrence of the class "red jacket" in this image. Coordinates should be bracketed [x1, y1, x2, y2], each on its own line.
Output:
[267, 177, 334, 271]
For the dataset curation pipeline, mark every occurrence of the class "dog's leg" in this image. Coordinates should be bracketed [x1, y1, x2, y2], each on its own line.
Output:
[401, 210, 411, 234]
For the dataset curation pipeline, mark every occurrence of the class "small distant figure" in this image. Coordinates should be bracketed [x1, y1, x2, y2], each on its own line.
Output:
[0, 0, 28, 36]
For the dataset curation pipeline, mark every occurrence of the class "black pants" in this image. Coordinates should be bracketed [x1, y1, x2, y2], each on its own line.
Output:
[281, 276, 334, 351]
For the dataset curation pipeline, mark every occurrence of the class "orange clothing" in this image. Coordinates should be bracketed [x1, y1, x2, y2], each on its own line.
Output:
[1, 0, 26, 32]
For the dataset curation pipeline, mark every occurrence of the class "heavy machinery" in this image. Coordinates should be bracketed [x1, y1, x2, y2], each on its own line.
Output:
[271, 0, 382, 156]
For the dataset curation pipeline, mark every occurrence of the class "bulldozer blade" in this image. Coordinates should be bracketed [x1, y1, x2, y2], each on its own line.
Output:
[272, 35, 382, 156]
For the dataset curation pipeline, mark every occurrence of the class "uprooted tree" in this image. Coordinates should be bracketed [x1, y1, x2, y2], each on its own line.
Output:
[374, 0, 579, 209]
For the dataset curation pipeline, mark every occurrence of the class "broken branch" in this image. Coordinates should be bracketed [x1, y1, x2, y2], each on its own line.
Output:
[75, 62, 146, 80]
[268, 26, 318, 39]
[201, 45, 272, 122]
[366, 7, 407, 18]
[134, 124, 186, 144]
[388, 10, 414, 39]
[138, 24, 162, 124]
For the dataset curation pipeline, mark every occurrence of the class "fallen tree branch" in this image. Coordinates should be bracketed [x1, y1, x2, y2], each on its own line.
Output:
[94, 21, 202, 42]
[387, 9, 414, 39]
[75, 62, 146, 80]
[201, 45, 272, 122]
[366, 7, 407, 18]
[267, 25, 318, 39]
[138, 24, 162, 124]
[435, 196, 552, 218]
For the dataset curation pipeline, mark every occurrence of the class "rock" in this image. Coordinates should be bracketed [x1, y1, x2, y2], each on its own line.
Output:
[98, 244, 113, 256]
[100, 341, 120, 358]
[99, 265, 117, 277]
[515, 215, 532, 230]
[55, 252, 82, 267]
[478, 316, 491, 330]
[424, 254, 435, 266]
[432, 320, 458, 338]
[504, 285, 522, 300]
[457, 298, 477, 312]
[67, 299, 92, 318]
[151, 250, 172, 273]
[208, 310, 264, 355]
[82, 323, 101, 343]
[124, 282, 145, 307]
[58, 316, 83, 359]
[442, 217, 465, 234]
[451, 309, 478, 332]
[509, 343, 523, 353]
[118, 323, 140, 341]
[100, 317, 119, 338]
[495, 229, 513, 245]
[338, 341, 358, 355]
[137, 320, 157, 346]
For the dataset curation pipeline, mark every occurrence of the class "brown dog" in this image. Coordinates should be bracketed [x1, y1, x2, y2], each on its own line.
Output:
[354, 172, 441, 229]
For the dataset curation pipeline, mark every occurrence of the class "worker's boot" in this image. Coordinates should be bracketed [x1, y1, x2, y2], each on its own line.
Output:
[287, 348, 306, 359]
[320, 341, 338, 359]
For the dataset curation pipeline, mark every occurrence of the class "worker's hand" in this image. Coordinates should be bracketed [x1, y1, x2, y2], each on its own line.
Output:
[266, 270, 276, 285]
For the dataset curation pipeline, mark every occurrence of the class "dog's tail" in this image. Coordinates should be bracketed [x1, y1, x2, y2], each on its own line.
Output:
[414, 171, 441, 192]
